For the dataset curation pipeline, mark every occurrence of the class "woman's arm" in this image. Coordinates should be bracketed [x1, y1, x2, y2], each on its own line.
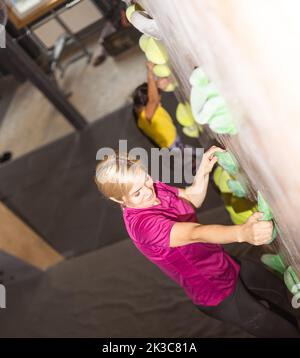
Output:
[170, 212, 273, 248]
[178, 146, 223, 208]
[178, 171, 209, 209]
[145, 62, 160, 121]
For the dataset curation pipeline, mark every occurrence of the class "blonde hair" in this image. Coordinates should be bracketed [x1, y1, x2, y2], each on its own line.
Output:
[94, 152, 145, 201]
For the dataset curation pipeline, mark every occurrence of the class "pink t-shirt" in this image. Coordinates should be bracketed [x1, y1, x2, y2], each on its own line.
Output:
[123, 181, 240, 306]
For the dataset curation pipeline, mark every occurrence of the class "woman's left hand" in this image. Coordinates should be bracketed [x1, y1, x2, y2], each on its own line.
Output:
[146, 61, 155, 72]
[198, 146, 225, 176]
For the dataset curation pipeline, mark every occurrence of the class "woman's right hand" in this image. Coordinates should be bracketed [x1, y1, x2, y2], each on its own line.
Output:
[238, 212, 273, 245]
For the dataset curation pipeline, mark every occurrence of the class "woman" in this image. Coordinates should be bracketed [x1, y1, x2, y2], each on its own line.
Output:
[94, 147, 300, 337]
[132, 62, 184, 151]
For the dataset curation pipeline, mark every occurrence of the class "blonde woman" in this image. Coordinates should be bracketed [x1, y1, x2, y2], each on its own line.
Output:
[95, 147, 299, 337]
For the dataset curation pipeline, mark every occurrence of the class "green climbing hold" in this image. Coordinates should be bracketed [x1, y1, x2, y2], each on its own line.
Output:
[189, 67, 238, 135]
[208, 109, 238, 135]
[215, 151, 239, 175]
[200, 97, 226, 124]
[204, 83, 219, 100]
[257, 191, 273, 220]
[261, 254, 286, 274]
[189, 69, 218, 125]
[194, 95, 237, 135]
[190, 85, 209, 124]
[189, 67, 210, 87]
[284, 266, 300, 294]
[271, 223, 278, 241]
[257, 191, 278, 243]
[227, 179, 247, 198]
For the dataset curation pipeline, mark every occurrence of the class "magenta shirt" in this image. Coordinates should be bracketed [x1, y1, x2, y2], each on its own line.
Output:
[123, 181, 240, 306]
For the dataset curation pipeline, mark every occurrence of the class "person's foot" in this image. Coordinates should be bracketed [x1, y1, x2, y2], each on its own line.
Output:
[93, 54, 107, 67]
[0, 151, 12, 164]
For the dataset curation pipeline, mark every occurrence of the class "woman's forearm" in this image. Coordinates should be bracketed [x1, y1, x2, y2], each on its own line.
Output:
[185, 169, 210, 208]
[145, 69, 160, 121]
[170, 212, 273, 248]
[191, 224, 242, 244]
[147, 70, 160, 104]
[183, 145, 222, 208]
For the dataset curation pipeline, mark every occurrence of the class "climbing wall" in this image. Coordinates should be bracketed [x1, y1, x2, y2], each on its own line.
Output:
[131, 0, 300, 274]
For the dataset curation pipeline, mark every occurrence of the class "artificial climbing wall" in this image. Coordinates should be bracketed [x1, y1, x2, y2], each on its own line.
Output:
[139, 0, 300, 273]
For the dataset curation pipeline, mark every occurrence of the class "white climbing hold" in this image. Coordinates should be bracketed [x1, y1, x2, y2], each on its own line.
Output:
[130, 11, 161, 40]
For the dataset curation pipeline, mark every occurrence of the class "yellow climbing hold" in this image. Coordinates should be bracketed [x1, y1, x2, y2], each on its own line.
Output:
[182, 126, 199, 138]
[139, 34, 150, 52]
[213, 166, 223, 188]
[145, 37, 169, 65]
[176, 103, 195, 127]
[153, 64, 171, 78]
[227, 196, 257, 225]
[126, 5, 136, 22]
[163, 82, 176, 92]
[218, 169, 232, 194]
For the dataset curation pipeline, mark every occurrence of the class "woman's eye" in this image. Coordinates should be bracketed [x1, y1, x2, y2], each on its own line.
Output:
[135, 192, 140, 197]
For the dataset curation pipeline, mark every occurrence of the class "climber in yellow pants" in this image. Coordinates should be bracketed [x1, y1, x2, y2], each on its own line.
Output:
[132, 62, 185, 151]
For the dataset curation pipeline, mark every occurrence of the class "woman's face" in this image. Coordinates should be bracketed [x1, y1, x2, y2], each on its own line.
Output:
[123, 171, 157, 208]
